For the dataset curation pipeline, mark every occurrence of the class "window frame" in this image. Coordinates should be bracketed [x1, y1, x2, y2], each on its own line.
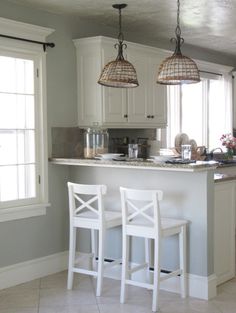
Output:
[0, 18, 54, 222]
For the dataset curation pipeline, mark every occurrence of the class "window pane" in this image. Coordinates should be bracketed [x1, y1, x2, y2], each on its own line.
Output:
[181, 82, 203, 145]
[208, 80, 225, 150]
[18, 164, 36, 199]
[0, 130, 17, 165]
[25, 95, 35, 129]
[0, 56, 16, 93]
[16, 130, 35, 164]
[0, 94, 17, 129]
[16, 58, 34, 94]
[0, 165, 18, 201]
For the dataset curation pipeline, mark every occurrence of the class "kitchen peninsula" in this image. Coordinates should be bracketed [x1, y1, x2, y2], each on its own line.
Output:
[50, 158, 235, 300]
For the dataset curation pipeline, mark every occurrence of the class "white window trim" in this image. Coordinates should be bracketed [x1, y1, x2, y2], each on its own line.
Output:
[0, 17, 54, 222]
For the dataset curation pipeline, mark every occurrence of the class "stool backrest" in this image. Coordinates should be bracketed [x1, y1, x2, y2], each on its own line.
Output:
[120, 187, 163, 233]
[67, 182, 107, 221]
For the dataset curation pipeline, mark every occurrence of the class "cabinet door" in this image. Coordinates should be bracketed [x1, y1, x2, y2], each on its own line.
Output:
[147, 56, 167, 127]
[77, 46, 102, 127]
[127, 49, 149, 125]
[214, 181, 235, 285]
[102, 44, 127, 126]
[127, 48, 167, 128]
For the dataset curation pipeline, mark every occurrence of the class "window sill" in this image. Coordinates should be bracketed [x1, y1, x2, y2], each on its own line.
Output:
[0, 203, 51, 222]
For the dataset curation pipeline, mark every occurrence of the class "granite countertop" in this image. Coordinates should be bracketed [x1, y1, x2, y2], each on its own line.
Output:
[49, 157, 218, 172]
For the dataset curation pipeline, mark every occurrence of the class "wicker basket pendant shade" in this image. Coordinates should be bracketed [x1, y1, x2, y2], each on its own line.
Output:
[157, 0, 200, 85]
[98, 4, 139, 88]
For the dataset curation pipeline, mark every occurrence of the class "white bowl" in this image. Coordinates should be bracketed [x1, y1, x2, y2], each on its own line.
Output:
[98, 153, 123, 160]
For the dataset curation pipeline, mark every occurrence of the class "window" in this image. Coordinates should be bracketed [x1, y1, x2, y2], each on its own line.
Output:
[167, 73, 232, 151]
[0, 55, 38, 204]
[0, 18, 53, 221]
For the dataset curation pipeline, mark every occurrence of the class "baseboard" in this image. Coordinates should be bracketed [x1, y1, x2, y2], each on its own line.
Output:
[0, 251, 68, 290]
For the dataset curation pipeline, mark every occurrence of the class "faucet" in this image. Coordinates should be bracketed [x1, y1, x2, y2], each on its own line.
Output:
[209, 147, 223, 160]
[210, 147, 223, 154]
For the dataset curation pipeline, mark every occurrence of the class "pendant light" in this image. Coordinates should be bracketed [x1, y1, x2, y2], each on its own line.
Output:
[156, 0, 200, 85]
[98, 4, 139, 88]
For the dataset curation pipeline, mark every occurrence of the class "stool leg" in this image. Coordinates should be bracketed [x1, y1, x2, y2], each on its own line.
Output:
[67, 227, 76, 290]
[96, 228, 105, 297]
[120, 233, 130, 304]
[152, 238, 160, 312]
[145, 238, 152, 284]
[91, 229, 97, 270]
[179, 225, 187, 298]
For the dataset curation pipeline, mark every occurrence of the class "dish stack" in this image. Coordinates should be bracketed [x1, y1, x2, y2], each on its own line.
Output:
[173, 133, 206, 160]
[96, 153, 124, 160]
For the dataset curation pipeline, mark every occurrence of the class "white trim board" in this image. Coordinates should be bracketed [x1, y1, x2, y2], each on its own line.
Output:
[0, 17, 54, 41]
[0, 251, 68, 290]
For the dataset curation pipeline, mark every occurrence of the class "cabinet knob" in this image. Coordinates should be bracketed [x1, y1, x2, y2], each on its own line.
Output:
[147, 115, 151, 118]
[124, 114, 128, 118]
[151, 115, 154, 119]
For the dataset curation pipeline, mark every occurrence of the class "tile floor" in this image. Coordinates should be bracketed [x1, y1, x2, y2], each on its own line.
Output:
[0, 271, 236, 313]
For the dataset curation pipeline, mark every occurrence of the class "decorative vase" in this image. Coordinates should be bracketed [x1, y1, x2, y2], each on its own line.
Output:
[226, 148, 234, 160]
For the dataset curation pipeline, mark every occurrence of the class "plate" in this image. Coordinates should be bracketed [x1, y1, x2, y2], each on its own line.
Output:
[174, 133, 190, 147]
[98, 153, 124, 160]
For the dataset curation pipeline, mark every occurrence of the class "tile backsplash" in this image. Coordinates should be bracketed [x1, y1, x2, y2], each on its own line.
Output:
[51, 127, 157, 158]
[51, 127, 84, 158]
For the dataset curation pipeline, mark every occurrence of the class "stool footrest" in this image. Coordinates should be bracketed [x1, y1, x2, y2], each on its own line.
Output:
[129, 262, 148, 274]
[74, 252, 95, 265]
[125, 279, 153, 290]
[160, 269, 182, 281]
[104, 258, 121, 269]
[72, 267, 98, 277]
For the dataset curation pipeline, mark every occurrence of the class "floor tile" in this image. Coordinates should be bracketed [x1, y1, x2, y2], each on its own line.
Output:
[0, 287, 39, 310]
[38, 304, 100, 313]
[98, 302, 153, 313]
[40, 271, 93, 291]
[39, 287, 97, 307]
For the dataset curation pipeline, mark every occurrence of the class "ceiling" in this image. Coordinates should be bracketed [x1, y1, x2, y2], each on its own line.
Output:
[7, 0, 236, 57]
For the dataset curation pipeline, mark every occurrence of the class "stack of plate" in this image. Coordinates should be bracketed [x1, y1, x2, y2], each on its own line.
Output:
[96, 153, 124, 160]
[149, 155, 175, 163]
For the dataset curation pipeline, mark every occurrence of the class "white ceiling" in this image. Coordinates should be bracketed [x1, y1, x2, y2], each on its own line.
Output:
[7, 0, 236, 57]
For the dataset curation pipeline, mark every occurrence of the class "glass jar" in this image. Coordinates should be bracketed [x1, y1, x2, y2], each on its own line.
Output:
[84, 128, 97, 158]
[96, 129, 109, 155]
[83, 128, 109, 158]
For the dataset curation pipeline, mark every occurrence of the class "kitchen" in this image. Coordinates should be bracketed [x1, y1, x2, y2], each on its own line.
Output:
[0, 1, 236, 312]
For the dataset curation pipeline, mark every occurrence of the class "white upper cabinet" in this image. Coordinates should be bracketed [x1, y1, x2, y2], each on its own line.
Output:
[73, 36, 167, 128]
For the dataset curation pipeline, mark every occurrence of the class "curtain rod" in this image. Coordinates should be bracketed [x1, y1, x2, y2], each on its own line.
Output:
[199, 70, 222, 77]
[0, 34, 55, 52]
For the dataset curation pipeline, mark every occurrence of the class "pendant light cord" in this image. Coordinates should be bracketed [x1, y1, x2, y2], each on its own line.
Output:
[114, 5, 127, 61]
[171, 0, 184, 55]
[176, 0, 181, 37]
[118, 7, 124, 43]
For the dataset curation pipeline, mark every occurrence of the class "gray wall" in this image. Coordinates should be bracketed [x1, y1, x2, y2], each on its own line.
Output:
[0, 0, 235, 269]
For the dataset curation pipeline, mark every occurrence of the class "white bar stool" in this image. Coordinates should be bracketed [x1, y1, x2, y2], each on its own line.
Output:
[120, 187, 188, 312]
[67, 182, 122, 296]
